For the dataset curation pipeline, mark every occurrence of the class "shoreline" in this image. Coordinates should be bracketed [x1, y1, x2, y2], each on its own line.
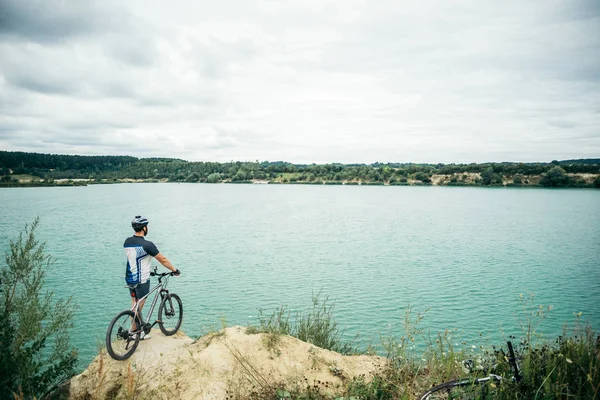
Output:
[2, 174, 599, 189]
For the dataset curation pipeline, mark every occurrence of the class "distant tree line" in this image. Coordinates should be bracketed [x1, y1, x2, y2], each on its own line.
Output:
[0, 151, 139, 172]
[1, 151, 599, 188]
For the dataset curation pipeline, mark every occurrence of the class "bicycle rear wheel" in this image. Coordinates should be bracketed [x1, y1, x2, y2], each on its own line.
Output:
[420, 376, 500, 400]
[106, 310, 141, 360]
[158, 293, 183, 336]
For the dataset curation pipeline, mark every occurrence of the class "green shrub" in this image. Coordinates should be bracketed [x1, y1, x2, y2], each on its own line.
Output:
[0, 219, 77, 399]
[185, 172, 200, 182]
[414, 172, 430, 183]
[481, 167, 503, 185]
[540, 166, 571, 187]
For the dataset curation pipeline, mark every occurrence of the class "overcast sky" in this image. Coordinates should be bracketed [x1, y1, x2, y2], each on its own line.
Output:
[1, 0, 599, 163]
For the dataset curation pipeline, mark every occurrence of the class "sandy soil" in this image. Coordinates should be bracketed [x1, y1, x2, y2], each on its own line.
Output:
[67, 327, 385, 400]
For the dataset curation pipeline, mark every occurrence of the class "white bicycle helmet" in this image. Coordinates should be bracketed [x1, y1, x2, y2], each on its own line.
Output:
[131, 215, 149, 231]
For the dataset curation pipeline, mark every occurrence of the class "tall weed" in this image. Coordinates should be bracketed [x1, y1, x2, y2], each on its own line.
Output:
[249, 290, 357, 355]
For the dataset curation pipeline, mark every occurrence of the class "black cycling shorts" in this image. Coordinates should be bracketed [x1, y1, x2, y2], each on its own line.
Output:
[129, 280, 150, 300]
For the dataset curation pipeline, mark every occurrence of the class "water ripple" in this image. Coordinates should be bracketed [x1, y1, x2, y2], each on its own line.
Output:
[0, 184, 599, 367]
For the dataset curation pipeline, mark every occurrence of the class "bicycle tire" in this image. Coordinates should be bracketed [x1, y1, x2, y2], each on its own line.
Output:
[420, 375, 501, 400]
[158, 293, 183, 336]
[106, 310, 141, 360]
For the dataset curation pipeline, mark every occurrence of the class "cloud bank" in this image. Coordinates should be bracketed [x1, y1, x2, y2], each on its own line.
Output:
[1, 0, 599, 163]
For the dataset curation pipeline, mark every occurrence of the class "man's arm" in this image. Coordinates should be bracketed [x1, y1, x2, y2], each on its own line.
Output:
[155, 253, 180, 275]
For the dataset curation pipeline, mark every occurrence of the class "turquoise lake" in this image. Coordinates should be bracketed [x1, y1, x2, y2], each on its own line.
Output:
[1, 183, 599, 368]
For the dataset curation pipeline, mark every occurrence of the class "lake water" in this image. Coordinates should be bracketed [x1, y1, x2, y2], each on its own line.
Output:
[1, 183, 599, 368]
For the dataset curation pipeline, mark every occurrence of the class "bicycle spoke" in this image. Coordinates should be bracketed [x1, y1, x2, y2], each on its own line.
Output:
[106, 310, 141, 360]
[158, 293, 182, 336]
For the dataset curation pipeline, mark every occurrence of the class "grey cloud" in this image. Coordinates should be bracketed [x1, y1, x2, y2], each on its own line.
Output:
[6, 69, 80, 95]
[0, 43, 144, 99]
[307, 0, 600, 88]
[205, 134, 239, 150]
[38, 132, 110, 147]
[0, 126, 20, 138]
[101, 81, 139, 99]
[190, 37, 257, 79]
[547, 120, 577, 129]
[135, 89, 220, 108]
[1, 0, 599, 162]
[0, 0, 126, 43]
[0, 0, 159, 70]
[4, 126, 149, 154]
[206, 125, 277, 150]
[2, 61, 137, 98]
[61, 120, 134, 131]
[553, 0, 600, 23]
[1, 34, 221, 107]
[108, 35, 157, 67]
[101, 17, 161, 68]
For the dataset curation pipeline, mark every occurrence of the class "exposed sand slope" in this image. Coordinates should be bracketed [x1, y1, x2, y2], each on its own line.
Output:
[68, 327, 385, 399]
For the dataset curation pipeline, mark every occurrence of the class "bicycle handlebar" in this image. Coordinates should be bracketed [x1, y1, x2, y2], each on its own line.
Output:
[150, 271, 171, 277]
[150, 267, 180, 278]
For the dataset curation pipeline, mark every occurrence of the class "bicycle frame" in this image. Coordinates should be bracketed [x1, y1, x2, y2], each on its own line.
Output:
[131, 273, 171, 327]
[419, 341, 521, 400]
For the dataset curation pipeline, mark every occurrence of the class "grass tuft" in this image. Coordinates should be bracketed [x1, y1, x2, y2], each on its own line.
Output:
[246, 290, 357, 355]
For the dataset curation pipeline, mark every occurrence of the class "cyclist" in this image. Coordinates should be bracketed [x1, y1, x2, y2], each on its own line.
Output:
[124, 215, 180, 340]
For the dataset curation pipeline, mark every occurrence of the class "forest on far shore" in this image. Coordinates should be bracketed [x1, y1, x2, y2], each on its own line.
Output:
[1, 151, 599, 188]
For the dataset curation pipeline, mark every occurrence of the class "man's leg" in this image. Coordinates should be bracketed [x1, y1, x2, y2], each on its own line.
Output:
[133, 298, 147, 325]
[131, 281, 150, 336]
[129, 289, 146, 331]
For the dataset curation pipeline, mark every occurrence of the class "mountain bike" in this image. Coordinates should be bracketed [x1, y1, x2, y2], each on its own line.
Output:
[419, 341, 521, 400]
[106, 268, 183, 360]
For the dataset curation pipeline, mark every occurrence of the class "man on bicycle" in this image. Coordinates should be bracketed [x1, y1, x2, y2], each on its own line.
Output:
[124, 215, 180, 339]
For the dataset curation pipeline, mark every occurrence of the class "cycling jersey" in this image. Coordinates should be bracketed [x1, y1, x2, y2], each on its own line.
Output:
[124, 236, 159, 285]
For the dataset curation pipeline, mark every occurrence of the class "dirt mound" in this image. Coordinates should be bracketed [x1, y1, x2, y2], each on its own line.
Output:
[68, 326, 385, 399]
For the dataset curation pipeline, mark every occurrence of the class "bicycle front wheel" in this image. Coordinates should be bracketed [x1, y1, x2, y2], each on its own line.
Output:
[106, 310, 141, 360]
[420, 376, 501, 400]
[158, 293, 183, 336]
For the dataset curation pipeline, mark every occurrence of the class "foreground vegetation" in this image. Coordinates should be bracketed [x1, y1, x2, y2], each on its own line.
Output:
[1, 151, 599, 188]
[242, 293, 599, 399]
[1, 219, 77, 399]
